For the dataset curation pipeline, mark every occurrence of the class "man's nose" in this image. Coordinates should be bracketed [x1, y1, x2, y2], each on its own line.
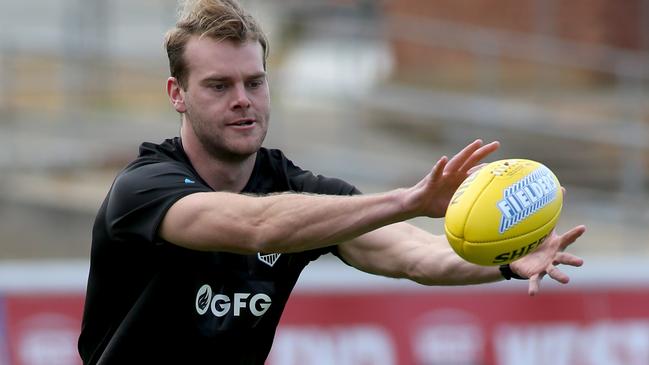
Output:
[230, 84, 251, 110]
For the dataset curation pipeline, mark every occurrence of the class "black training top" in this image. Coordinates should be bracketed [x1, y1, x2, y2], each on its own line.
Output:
[78, 137, 359, 364]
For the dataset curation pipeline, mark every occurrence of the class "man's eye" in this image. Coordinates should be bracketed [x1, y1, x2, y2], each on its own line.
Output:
[211, 84, 227, 91]
[248, 80, 264, 88]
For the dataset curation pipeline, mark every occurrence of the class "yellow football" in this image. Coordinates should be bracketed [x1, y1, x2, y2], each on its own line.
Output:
[444, 159, 562, 266]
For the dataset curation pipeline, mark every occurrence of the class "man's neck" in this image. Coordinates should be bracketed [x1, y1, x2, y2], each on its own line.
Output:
[180, 128, 256, 193]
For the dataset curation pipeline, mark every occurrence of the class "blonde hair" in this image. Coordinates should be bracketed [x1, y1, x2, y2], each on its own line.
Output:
[164, 0, 269, 89]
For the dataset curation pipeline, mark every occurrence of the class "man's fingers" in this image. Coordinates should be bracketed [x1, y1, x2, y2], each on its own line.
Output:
[459, 141, 500, 173]
[546, 265, 570, 284]
[430, 156, 448, 182]
[558, 225, 587, 251]
[528, 253, 582, 296]
[445, 139, 484, 171]
[528, 273, 542, 296]
[553, 252, 584, 267]
[521, 225, 584, 297]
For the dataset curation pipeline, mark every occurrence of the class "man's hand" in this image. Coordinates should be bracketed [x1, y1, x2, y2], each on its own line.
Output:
[406, 139, 500, 218]
[510, 224, 586, 296]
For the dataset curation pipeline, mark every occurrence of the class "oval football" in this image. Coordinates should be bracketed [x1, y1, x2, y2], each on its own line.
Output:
[444, 159, 562, 266]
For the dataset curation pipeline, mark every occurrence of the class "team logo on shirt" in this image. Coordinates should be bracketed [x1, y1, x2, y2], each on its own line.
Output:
[195, 284, 272, 317]
[195, 284, 212, 315]
[257, 252, 281, 267]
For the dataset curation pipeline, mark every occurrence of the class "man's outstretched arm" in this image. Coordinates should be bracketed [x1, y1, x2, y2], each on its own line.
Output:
[159, 140, 499, 255]
[337, 220, 586, 295]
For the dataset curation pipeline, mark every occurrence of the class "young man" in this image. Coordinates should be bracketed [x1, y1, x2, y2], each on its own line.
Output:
[78, 0, 586, 363]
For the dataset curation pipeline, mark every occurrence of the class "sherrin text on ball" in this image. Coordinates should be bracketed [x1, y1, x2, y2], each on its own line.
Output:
[444, 159, 562, 266]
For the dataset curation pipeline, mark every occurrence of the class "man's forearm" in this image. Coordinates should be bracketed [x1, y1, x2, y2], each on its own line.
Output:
[412, 249, 504, 286]
[339, 223, 504, 285]
[249, 189, 415, 253]
[160, 189, 416, 254]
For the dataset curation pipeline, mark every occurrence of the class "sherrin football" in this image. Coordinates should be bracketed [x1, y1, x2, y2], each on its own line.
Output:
[444, 159, 562, 266]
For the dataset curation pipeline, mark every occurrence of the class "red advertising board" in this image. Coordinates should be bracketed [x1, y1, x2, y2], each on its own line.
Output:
[267, 288, 649, 365]
[1, 265, 649, 365]
[3, 294, 84, 365]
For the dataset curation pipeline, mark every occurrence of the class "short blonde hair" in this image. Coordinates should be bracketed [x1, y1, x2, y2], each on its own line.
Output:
[164, 0, 269, 89]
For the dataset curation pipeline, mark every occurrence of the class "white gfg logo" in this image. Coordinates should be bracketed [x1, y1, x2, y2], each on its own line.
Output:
[195, 284, 272, 317]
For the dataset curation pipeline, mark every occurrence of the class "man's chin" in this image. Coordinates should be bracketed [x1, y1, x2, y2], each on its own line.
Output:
[208, 145, 261, 163]
[198, 129, 267, 162]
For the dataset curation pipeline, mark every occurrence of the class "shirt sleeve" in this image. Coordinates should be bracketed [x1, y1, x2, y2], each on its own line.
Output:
[285, 159, 361, 196]
[104, 161, 211, 244]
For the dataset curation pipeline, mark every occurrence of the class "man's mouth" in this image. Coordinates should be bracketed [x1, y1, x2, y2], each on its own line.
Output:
[229, 118, 255, 127]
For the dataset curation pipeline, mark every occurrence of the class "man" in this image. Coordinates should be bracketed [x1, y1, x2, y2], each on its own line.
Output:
[78, 0, 586, 363]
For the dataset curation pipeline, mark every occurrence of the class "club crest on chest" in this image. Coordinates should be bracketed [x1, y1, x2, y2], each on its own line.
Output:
[257, 252, 281, 267]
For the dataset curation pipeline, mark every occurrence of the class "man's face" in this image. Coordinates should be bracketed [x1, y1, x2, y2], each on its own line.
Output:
[180, 36, 270, 161]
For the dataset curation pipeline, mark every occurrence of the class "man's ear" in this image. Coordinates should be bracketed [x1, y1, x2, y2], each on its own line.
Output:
[167, 77, 187, 113]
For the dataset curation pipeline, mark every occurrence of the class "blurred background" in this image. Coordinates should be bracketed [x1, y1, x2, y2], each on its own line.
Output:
[0, 0, 647, 364]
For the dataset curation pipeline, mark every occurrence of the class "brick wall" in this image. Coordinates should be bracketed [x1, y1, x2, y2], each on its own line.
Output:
[382, 0, 648, 87]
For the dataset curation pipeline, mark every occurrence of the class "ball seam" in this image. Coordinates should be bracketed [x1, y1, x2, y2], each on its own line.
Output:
[463, 172, 496, 240]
